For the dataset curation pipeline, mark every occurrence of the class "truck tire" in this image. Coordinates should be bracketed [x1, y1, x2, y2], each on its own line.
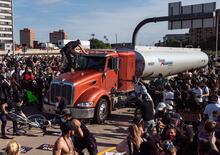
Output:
[95, 98, 109, 124]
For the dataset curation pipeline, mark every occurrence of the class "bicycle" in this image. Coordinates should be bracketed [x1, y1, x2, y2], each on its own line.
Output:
[7, 109, 47, 136]
[7, 109, 64, 135]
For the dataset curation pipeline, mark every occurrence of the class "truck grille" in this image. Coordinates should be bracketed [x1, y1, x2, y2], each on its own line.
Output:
[50, 80, 74, 105]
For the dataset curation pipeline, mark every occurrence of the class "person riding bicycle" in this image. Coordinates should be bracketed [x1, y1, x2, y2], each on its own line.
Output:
[60, 40, 88, 73]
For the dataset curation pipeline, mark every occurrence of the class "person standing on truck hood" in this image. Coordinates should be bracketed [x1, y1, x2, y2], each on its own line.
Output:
[60, 40, 88, 73]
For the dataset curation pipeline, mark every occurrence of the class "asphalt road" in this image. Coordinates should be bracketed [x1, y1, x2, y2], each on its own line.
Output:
[0, 107, 134, 155]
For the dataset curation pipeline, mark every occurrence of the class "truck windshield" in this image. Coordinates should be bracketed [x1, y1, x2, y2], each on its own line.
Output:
[77, 55, 106, 70]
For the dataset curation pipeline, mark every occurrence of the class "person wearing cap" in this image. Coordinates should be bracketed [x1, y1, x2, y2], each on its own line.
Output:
[53, 121, 77, 155]
[61, 108, 72, 122]
[43, 108, 72, 135]
[60, 40, 88, 73]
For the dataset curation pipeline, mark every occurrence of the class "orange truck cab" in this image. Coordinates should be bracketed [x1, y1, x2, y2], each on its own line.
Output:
[43, 50, 136, 123]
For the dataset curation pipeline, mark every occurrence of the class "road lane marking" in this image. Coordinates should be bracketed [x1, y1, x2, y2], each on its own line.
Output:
[98, 147, 116, 155]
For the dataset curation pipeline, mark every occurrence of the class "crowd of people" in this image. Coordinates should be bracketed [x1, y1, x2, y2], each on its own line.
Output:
[0, 40, 86, 140]
[116, 58, 220, 155]
[0, 54, 64, 138]
[0, 40, 220, 155]
[0, 40, 98, 155]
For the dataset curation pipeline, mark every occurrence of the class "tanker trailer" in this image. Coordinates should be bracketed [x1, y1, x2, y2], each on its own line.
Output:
[134, 46, 208, 79]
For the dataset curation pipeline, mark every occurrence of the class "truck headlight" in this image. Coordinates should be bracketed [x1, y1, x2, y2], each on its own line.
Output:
[77, 102, 93, 107]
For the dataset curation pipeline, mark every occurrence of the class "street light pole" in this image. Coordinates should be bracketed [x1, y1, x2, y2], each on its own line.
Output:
[216, 10, 219, 58]
[11, 0, 15, 55]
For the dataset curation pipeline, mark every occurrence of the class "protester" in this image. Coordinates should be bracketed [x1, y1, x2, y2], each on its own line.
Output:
[5, 140, 20, 155]
[0, 49, 219, 155]
[53, 121, 77, 155]
[60, 40, 88, 73]
[116, 124, 144, 155]
[71, 118, 98, 155]
[204, 94, 220, 121]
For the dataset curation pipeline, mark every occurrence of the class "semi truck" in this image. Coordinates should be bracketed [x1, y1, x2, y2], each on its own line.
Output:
[42, 46, 208, 123]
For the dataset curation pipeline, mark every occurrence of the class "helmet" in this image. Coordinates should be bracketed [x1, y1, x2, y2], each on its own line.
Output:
[156, 102, 167, 111]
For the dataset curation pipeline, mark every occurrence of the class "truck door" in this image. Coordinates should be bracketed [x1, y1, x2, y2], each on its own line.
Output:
[102, 57, 118, 93]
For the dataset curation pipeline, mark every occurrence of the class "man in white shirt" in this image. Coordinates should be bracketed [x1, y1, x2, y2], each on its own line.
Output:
[191, 82, 203, 104]
[163, 85, 174, 107]
[203, 95, 220, 121]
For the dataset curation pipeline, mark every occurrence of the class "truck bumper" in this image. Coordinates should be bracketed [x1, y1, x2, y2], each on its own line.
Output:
[71, 108, 95, 119]
[43, 104, 95, 119]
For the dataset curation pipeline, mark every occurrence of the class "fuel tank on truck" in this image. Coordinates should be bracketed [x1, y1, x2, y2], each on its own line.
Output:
[134, 46, 209, 79]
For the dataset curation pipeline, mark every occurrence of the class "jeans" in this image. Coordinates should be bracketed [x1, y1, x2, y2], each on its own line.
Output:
[0, 113, 7, 136]
[0, 113, 18, 136]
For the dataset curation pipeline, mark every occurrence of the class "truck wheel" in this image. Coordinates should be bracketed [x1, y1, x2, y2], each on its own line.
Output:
[95, 98, 109, 124]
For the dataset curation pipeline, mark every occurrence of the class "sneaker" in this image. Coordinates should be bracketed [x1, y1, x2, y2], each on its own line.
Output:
[1, 136, 13, 139]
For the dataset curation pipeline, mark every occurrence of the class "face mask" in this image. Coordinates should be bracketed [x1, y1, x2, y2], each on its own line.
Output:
[167, 134, 176, 141]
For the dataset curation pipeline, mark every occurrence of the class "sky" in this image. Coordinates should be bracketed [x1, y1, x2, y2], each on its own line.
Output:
[14, 0, 220, 45]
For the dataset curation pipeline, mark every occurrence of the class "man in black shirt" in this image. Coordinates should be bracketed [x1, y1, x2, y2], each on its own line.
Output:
[60, 40, 88, 73]
[71, 118, 98, 155]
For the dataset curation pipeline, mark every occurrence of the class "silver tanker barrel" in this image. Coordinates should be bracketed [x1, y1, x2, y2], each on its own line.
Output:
[135, 46, 209, 79]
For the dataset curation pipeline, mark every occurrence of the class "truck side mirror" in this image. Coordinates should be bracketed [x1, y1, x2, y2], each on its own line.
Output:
[112, 58, 119, 71]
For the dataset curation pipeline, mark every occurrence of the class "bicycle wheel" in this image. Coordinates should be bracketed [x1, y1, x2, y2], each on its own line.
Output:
[27, 114, 46, 127]
[8, 112, 24, 123]
[20, 114, 46, 136]
[50, 118, 61, 129]
[7, 124, 27, 135]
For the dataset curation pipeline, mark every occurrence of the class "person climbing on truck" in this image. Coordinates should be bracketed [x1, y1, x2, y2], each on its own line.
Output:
[60, 40, 88, 73]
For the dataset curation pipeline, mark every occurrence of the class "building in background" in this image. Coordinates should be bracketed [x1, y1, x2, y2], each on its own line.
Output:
[189, 28, 216, 48]
[49, 30, 68, 46]
[33, 40, 40, 49]
[0, 0, 13, 51]
[20, 28, 35, 48]
[163, 33, 189, 47]
[189, 14, 220, 50]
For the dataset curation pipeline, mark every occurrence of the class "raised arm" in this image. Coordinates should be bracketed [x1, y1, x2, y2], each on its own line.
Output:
[72, 119, 84, 138]
[78, 44, 88, 55]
